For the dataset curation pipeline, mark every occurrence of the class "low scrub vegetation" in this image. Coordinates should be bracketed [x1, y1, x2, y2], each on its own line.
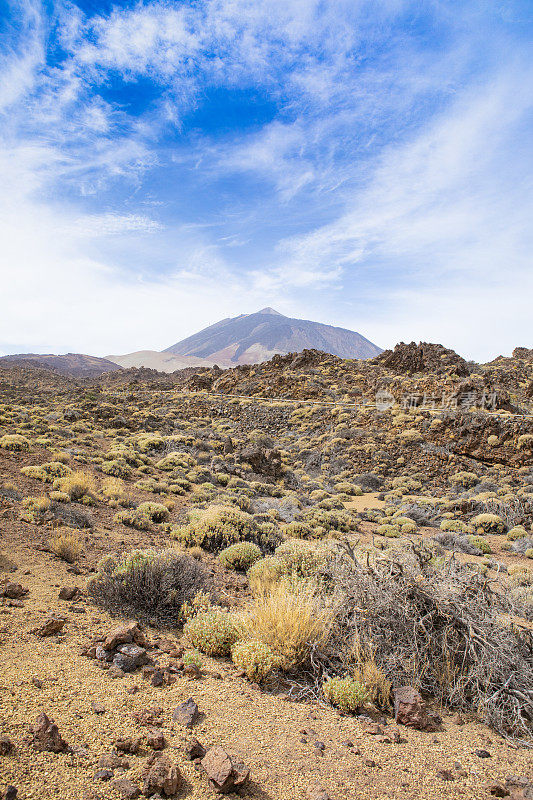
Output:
[88, 549, 207, 620]
[184, 609, 241, 656]
[49, 529, 81, 562]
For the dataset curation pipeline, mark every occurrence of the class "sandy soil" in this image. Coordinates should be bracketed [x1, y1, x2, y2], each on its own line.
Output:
[1, 518, 532, 800]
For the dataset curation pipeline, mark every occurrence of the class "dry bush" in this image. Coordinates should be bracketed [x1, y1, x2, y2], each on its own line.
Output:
[101, 477, 126, 501]
[247, 556, 287, 596]
[323, 544, 533, 743]
[88, 548, 207, 621]
[50, 500, 94, 529]
[55, 470, 95, 501]
[480, 497, 533, 530]
[136, 501, 169, 522]
[244, 582, 333, 671]
[49, 529, 81, 563]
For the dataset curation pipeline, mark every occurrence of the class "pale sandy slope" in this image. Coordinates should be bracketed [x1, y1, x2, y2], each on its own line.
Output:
[106, 350, 214, 372]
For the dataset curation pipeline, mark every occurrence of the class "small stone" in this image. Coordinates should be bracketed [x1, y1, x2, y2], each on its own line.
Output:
[183, 664, 201, 679]
[31, 617, 65, 637]
[0, 736, 14, 756]
[484, 783, 509, 798]
[147, 732, 166, 751]
[31, 678, 43, 689]
[114, 737, 142, 755]
[2, 583, 27, 599]
[95, 645, 113, 662]
[112, 779, 141, 799]
[98, 752, 130, 770]
[142, 666, 156, 679]
[94, 769, 113, 781]
[184, 738, 206, 760]
[30, 713, 69, 753]
[91, 702, 106, 714]
[476, 750, 492, 758]
[172, 698, 200, 728]
[437, 769, 454, 781]
[341, 740, 354, 748]
[107, 665, 125, 679]
[2, 787, 17, 800]
[103, 621, 145, 651]
[142, 753, 181, 797]
[151, 670, 165, 687]
[201, 747, 250, 795]
[59, 586, 79, 600]
[114, 644, 149, 672]
[362, 723, 383, 735]
[313, 741, 326, 751]
[393, 685, 436, 731]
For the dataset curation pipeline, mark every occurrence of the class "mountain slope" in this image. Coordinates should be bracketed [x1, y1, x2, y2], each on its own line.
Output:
[164, 307, 382, 365]
[0, 353, 121, 378]
[106, 350, 213, 373]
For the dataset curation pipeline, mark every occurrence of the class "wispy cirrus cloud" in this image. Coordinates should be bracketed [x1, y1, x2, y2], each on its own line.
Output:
[0, 0, 532, 359]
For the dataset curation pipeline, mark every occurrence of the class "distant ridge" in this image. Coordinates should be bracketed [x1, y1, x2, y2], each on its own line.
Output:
[0, 353, 121, 378]
[164, 307, 382, 365]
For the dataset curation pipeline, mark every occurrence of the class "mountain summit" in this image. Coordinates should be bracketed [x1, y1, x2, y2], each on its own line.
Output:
[164, 308, 382, 366]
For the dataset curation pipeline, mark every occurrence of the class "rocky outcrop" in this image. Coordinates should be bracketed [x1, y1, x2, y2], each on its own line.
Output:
[238, 445, 283, 477]
[374, 342, 470, 376]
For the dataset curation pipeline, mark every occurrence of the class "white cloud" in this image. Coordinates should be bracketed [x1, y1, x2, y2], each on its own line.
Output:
[0, 0, 531, 361]
[272, 63, 533, 358]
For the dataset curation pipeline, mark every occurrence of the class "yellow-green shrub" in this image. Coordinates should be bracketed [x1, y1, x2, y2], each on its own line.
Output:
[137, 501, 169, 522]
[219, 542, 262, 571]
[0, 434, 30, 451]
[468, 535, 492, 554]
[323, 677, 369, 712]
[184, 610, 241, 656]
[451, 471, 479, 488]
[22, 461, 71, 482]
[231, 639, 278, 682]
[470, 513, 505, 534]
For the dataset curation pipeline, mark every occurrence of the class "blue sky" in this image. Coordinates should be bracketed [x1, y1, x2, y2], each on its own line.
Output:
[0, 0, 532, 360]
